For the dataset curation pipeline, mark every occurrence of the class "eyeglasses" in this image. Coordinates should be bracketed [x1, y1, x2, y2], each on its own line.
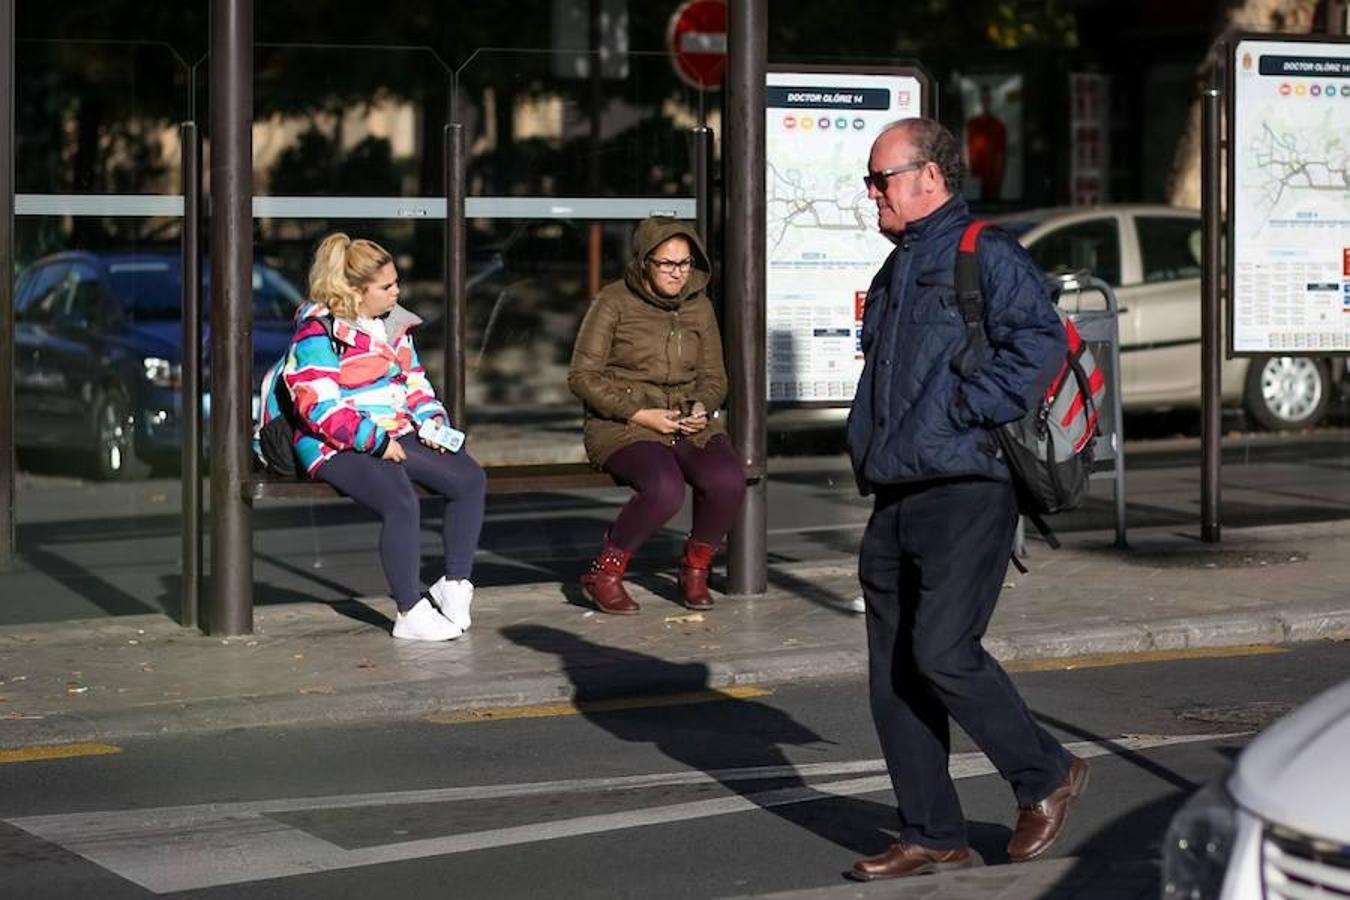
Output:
[648, 257, 694, 274]
[863, 160, 929, 191]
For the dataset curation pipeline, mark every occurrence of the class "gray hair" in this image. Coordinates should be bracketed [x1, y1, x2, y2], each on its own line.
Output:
[881, 117, 965, 195]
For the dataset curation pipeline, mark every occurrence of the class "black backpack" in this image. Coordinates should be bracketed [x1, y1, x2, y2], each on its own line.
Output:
[953, 221, 1106, 555]
[252, 315, 337, 478]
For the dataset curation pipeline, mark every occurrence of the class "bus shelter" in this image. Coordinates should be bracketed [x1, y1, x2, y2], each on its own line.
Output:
[0, 2, 770, 634]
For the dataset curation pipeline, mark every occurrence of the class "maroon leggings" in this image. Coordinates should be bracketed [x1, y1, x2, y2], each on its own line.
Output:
[602, 434, 747, 552]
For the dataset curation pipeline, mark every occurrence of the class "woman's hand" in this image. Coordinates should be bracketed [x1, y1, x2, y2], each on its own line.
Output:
[630, 408, 682, 435]
[677, 401, 708, 434]
[418, 416, 447, 453]
[382, 438, 407, 462]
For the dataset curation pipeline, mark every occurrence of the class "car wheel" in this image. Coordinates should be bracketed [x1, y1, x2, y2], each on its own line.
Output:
[1242, 356, 1330, 431]
[90, 390, 149, 480]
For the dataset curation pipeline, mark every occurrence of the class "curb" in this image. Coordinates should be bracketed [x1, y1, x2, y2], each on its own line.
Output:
[4, 603, 1349, 749]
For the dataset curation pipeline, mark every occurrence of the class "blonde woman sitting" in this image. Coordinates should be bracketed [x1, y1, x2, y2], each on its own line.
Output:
[284, 233, 486, 641]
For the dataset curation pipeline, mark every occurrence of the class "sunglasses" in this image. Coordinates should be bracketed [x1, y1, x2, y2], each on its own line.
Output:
[863, 159, 929, 191]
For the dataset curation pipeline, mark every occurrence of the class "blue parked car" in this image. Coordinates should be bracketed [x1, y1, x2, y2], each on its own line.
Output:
[13, 250, 304, 479]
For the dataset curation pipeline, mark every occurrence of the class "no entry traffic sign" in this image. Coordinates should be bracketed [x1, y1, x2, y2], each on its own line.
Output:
[668, 0, 727, 90]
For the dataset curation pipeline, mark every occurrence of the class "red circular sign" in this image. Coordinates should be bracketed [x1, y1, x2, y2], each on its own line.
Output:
[668, 0, 727, 90]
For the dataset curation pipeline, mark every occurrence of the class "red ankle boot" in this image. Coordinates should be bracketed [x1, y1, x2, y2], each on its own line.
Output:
[580, 540, 640, 615]
[677, 539, 717, 610]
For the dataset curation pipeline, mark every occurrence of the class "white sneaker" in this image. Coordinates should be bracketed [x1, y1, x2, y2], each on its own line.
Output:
[392, 598, 463, 641]
[429, 577, 474, 631]
[850, 596, 867, 614]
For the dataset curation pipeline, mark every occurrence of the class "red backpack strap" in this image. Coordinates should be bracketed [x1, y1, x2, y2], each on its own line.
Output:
[952, 221, 991, 377]
[955, 220, 990, 326]
[955, 219, 988, 329]
[959, 219, 990, 251]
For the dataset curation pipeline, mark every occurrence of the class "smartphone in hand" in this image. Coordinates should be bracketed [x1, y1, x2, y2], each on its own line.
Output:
[418, 418, 466, 453]
[679, 401, 707, 425]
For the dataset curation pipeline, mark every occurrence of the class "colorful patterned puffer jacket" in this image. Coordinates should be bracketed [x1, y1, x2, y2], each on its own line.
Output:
[283, 301, 447, 475]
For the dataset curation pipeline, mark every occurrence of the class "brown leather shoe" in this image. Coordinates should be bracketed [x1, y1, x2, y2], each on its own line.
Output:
[1007, 755, 1090, 862]
[579, 541, 639, 615]
[677, 538, 717, 610]
[847, 841, 974, 881]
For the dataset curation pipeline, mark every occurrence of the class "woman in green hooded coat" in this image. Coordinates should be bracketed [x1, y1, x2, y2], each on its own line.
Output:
[567, 217, 746, 615]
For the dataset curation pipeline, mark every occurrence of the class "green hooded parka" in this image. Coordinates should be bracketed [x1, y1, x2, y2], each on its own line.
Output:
[568, 217, 728, 467]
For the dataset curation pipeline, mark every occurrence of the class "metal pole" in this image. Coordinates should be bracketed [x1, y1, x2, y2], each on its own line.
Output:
[1103, 279, 1128, 549]
[444, 122, 466, 426]
[179, 121, 202, 628]
[692, 126, 711, 244]
[1328, 0, 1349, 34]
[1200, 74, 1222, 543]
[0, 0, 14, 574]
[724, 0, 767, 595]
[208, 0, 254, 634]
[586, 0, 604, 303]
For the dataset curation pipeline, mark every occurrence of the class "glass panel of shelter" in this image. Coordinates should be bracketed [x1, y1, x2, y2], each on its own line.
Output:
[7, 38, 190, 622]
[454, 49, 705, 467]
[7, 39, 711, 619]
[249, 47, 705, 601]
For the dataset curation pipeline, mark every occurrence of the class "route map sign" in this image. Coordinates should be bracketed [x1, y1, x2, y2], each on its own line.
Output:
[1228, 36, 1350, 356]
[766, 67, 929, 403]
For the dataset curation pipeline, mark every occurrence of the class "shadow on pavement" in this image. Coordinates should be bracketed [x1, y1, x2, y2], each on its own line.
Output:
[501, 623, 896, 858]
[1029, 713, 1243, 898]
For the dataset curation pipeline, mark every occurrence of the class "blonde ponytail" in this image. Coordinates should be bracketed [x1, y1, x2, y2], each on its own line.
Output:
[307, 232, 393, 319]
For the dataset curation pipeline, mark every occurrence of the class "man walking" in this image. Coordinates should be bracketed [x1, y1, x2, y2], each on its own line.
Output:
[845, 118, 1088, 880]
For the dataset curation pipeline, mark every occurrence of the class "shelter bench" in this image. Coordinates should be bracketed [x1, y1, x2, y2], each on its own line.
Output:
[244, 460, 765, 502]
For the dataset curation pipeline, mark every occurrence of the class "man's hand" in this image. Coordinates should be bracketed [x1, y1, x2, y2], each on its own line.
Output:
[630, 408, 682, 435]
[382, 438, 407, 462]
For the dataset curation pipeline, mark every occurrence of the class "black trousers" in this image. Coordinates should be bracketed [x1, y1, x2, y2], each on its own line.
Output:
[859, 477, 1070, 850]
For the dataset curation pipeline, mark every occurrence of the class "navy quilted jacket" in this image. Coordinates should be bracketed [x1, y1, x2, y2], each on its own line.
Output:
[846, 196, 1066, 494]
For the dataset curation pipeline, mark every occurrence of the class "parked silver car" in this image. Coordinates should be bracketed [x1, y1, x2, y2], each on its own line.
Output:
[1163, 677, 1350, 898]
[997, 205, 1343, 430]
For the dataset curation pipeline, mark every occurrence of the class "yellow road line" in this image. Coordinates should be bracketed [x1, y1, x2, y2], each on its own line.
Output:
[428, 686, 772, 724]
[0, 742, 122, 765]
[1004, 644, 1288, 673]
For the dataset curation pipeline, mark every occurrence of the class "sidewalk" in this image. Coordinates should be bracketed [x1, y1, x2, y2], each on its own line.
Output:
[1, 519, 1348, 749]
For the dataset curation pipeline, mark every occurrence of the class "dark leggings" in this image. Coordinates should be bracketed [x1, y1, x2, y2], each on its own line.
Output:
[316, 434, 487, 612]
[603, 434, 746, 552]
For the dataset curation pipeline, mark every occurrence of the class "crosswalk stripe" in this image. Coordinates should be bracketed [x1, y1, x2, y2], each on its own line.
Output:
[7, 732, 1242, 894]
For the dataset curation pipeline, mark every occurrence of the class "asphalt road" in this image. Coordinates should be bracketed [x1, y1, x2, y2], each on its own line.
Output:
[2, 640, 1347, 899]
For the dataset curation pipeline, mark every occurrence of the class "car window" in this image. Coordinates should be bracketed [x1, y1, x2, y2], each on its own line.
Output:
[253, 266, 304, 321]
[106, 260, 181, 321]
[14, 263, 70, 324]
[1137, 216, 1202, 283]
[60, 263, 103, 326]
[1026, 218, 1121, 287]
